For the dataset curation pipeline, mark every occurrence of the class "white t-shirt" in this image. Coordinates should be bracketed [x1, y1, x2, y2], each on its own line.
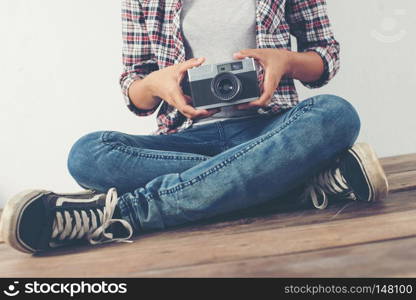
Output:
[181, 0, 259, 126]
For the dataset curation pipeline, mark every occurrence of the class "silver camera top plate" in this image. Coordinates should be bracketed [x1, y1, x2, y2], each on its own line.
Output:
[187, 57, 257, 82]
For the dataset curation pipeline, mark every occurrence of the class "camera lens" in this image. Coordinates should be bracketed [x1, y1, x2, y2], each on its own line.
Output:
[210, 72, 242, 101]
[219, 79, 233, 94]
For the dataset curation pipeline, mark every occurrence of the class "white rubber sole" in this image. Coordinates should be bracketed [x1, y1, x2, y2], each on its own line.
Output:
[348, 143, 389, 202]
[1, 190, 49, 253]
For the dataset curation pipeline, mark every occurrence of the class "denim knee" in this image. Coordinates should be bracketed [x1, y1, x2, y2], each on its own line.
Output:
[313, 94, 361, 148]
[67, 131, 105, 188]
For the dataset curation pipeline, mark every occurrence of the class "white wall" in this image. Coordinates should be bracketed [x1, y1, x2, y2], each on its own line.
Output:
[0, 0, 415, 206]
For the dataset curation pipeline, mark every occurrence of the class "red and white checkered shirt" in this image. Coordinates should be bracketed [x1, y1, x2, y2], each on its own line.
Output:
[120, 0, 340, 135]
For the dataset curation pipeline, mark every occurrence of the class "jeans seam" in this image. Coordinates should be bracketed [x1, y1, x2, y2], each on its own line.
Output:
[158, 101, 314, 196]
[100, 131, 209, 161]
[216, 122, 227, 152]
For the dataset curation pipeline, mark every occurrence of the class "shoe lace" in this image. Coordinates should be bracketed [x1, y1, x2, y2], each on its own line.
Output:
[51, 188, 133, 245]
[303, 167, 357, 210]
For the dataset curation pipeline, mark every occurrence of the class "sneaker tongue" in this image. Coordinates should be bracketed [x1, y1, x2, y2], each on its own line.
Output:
[54, 195, 105, 208]
[37, 194, 106, 250]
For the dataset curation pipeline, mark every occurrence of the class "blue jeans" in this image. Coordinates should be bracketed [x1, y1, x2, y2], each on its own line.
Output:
[67, 95, 361, 232]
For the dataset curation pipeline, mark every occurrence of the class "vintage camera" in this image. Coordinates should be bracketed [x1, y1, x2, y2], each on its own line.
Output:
[182, 58, 260, 109]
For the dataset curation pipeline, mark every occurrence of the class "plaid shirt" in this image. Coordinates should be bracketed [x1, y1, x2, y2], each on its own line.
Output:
[120, 0, 340, 135]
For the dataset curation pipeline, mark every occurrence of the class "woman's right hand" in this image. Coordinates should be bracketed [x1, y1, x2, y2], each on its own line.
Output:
[140, 57, 219, 119]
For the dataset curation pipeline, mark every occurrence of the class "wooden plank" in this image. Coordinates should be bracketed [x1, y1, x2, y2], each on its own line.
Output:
[0, 207, 415, 277]
[135, 237, 416, 278]
[380, 153, 416, 175]
[182, 188, 416, 236]
[379, 153, 416, 192]
[388, 171, 416, 193]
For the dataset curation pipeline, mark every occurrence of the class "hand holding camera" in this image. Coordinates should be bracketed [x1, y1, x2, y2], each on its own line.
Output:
[181, 49, 293, 112]
[232, 48, 292, 110]
[142, 57, 220, 119]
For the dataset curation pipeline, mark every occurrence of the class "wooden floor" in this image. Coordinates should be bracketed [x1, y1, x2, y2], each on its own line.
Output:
[0, 153, 415, 277]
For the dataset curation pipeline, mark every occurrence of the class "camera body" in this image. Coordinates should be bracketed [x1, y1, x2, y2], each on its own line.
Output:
[182, 58, 260, 109]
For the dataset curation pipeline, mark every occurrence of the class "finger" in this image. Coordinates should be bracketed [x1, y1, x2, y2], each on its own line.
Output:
[234, 99, 270, 110]
[173, 95, 198, 115]
[182, 105, 215, 119]
[233, 49, 262, 61]
[193, 108, 220, 120]
[258, 68, 280, 100]
[172, 92, 212, 119]
[170, 90, 195, 113]
[235, 73, 280, 110]
[234, 97, 269, 110]
[234, 103, 258, 110]
[234, 98, 270, 110]
[205, 108, 221, 116]
[207, 108, 221, 114]
[178, 57, 206, 73]
[182, 94, 220, 116]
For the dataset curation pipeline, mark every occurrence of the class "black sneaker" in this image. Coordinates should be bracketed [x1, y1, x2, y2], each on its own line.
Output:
[303, 143, 389, 209]
[0, 188, 132, 254]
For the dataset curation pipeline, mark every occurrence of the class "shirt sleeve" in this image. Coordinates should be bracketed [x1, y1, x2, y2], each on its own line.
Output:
[120, 0, 160, 116]
[286, 0, 340, 88]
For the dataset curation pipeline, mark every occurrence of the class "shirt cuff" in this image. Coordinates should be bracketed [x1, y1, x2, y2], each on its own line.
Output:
[301, 46, 339, 89]
[121, 74, 160, 116]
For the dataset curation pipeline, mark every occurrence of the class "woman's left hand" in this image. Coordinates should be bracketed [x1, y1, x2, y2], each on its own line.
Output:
[232, 48, 292, 110]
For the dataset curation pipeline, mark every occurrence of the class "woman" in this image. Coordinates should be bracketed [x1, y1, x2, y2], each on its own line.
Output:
[1, 0, 388, 254]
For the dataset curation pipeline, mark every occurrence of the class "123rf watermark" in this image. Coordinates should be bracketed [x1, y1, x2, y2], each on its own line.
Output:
[285, 284, 414, 296]
[2, 280, 127, 297]
[371, 8, 407, 43]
